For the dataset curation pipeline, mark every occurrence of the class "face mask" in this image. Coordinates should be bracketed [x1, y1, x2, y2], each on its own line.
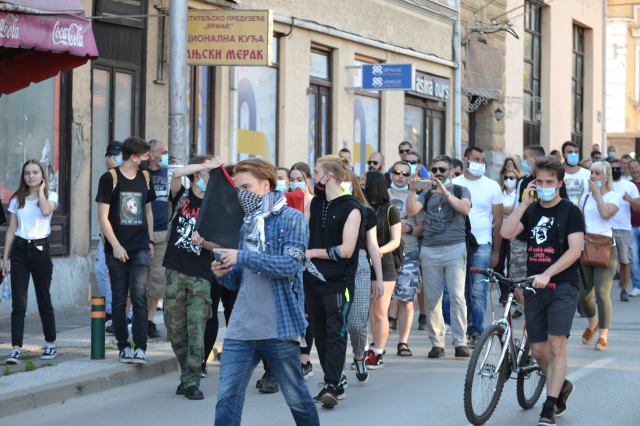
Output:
[521, 159, 532, 173]
[596, 181, 603, 188]
[290, 182, 306, 191]
[237, 190, 263, 214]
[504, 179, 516, 189]
[566, 153, 579, 166]
[536, 186, 557, 202]
[612, 171, 622, 181]
[608, 151, 616, 158]
[442, 178, 451, 186]
[137, 159, 150, 171]
[196, 178, 207, 192]
[390, 182, 409, 191]
[466, 159, 486, 177]
[275, 180, 288, 192]
[314, 181, 326, 196]
[158, 154, 169, 168]
[341, 182, 353, 193]
[113, 155, 123, 166]
[506, 165, 514, 170]
[409, 164, 418, 176]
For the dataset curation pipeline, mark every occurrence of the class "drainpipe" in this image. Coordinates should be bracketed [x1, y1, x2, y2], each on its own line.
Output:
[168, 0, 188, 165]
[602, 0, 607, 151]
[228, 66, 238, 164]
[454, 2, 462, 160]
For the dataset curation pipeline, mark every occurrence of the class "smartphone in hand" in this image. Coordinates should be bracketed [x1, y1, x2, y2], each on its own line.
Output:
[213, 251, 224, 263]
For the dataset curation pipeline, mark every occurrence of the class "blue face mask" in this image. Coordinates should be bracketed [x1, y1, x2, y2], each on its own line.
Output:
[158, 154, 169, 168]
[536, 186, 557, 202]
[275, 180, 288, 192]
[608, 151, 616, 158]
[442, 178, 451, 186]
[196, 178, 207, 192]
[390, 182, 409, 191]
[566, 153, 579, 166]
[521, 159, 532, 173]
[409, 164, 418, 176]
[290, 182, 306, 191]
[116, 156, 123, 166]
[596, 181, 603, 188]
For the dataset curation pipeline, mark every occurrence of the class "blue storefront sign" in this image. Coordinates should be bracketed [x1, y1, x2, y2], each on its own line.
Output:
[361, 64, 415, 91]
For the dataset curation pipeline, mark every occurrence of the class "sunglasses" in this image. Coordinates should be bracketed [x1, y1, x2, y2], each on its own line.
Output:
[406, 160, 419, 165]
[431, 167, 449, 174]
[367, 161, 379, 166]
[504, 176, 516, 180]
[453, 171, 462, 177]
[611, 167, 621, 171]
[399, 149, 411, 154]
[392, 170, 411, 177]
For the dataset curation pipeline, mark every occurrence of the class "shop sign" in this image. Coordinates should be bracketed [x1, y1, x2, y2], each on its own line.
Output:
[187, 10, 273, 66]
[408, 72, 450, 102]
[361, 64, 415, 91]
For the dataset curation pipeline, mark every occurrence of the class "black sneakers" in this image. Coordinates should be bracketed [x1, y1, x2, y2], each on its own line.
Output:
[132, 348, 147, 365]
[147, 320, 162, 338]
[418, 314, 428, 330]
[455, 346, 470, 358]
[315, 384, 339, 408]
[538, 402, 556, 425]
[468, 333, 480, 348]
[353, 357, 369, 384]
[185, 385, 204, 400]
[388, 317, 398, 331]
[621, 289, 630, 302]
[6, 349, 20, 364]
[119, 347, 134, 363]
[555, 380, 575, 417]
[339, 374, 348, 389]
[428, 347, 445, 358]
[201, 361, 208, 378]
[41, 346, 57, 360]
[176, 382, 186, 395]
[259, 367, 279, 393]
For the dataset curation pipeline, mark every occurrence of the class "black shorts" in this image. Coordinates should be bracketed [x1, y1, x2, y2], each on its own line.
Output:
[371, 253, 397, 282]
[524, 283, 579, 343]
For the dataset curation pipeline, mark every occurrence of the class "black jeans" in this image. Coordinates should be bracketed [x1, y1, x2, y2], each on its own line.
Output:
[10, 237, 56, 347]
[204, 276, 223, 362]
[495, 239, 511, 303]
[105, 249, 150, 351]
[305, 292, 349, 386]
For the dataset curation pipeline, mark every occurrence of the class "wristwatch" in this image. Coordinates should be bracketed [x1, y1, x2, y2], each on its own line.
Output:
[406, 224, 414, 235]
[149, 240, 155, 245]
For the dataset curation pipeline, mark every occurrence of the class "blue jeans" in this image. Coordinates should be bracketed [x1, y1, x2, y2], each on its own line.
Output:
[465, 244, 492, 336]
[631, 227, 640, 290]
[94, 240, 112, 314]
[105, 249, 150, 351]
[215, 339, 319, 426]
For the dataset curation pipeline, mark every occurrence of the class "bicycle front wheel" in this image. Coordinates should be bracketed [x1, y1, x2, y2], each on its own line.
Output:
[516, 341, 546, 409]
[464, 324, 509, 426]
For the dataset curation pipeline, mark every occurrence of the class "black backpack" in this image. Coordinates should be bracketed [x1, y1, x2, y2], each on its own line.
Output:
[423, 185, 479, 256]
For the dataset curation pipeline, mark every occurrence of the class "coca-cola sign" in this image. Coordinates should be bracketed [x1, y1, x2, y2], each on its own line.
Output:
[52, 21, 84, 47]
[0, 14, 20, 40]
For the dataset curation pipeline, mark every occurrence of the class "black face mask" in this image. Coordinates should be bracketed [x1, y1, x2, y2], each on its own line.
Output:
[138, 159, 151, 171]
[612, 171, 622, 181]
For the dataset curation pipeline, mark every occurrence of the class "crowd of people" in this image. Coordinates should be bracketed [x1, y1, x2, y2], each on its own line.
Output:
[1, 137, 637, 426]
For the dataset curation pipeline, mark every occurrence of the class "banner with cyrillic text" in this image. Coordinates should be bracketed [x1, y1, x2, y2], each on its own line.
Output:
[187, 10, 273, 66]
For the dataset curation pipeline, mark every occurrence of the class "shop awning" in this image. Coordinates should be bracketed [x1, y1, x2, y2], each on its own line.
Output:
[0, 0, 98, 96]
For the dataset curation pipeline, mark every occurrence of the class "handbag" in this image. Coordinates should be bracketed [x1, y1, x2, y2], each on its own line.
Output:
[580, 194, 613, 268]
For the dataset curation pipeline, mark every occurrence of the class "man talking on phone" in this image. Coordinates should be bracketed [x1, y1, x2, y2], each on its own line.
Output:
[501, 156, 584, 426]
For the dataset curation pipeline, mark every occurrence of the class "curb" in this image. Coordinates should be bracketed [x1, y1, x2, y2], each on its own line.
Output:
[0, 355, 179, 419]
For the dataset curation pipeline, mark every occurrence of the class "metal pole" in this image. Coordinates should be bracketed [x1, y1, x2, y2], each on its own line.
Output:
[91, 297, 105, 360]
[168, 0, 188, 165]
[228, 66, 238, 164]
[454, 2, 462, 160]
[602, 0, 608, 151]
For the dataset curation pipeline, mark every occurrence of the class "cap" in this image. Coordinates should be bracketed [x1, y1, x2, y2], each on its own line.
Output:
[105, 141, 122, 156]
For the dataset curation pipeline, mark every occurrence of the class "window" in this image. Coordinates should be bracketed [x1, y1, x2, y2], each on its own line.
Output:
[523, 0, 541, 148]
[572, 25, 585, 155]
[353, 57, 381, 175]
[308, 46, 332, 169]
[404, 97, 446, 165]
[236, 37, 279, 164]
[186, 67, 215, 156]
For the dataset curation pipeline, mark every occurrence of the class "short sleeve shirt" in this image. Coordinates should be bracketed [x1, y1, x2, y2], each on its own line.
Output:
[452, 175, 503, 245]
[612, 180, 639, 231]
[419, 185, 471, 247]
[8, 191, 59, 239]
[147, 167, 169, 232]
[563, 168, 591, 207]
[387, 189, 425, 253]
[579, 191, 623, 240]
[372, 203, 401, 247]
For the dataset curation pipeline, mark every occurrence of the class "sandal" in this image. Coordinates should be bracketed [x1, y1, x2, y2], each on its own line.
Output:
[397, 343, 412, 357]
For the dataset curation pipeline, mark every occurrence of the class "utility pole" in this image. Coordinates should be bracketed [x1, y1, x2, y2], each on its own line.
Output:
[168, 0, 188, 165]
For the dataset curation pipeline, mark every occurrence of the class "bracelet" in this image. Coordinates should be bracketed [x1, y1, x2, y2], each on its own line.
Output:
[445, 192, 450, 199]
[149, 240, 155, 245]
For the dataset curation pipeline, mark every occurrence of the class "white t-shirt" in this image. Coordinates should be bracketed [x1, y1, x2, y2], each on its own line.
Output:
[612, 180, 640, 231]
[623, 175, 632, 181]
[579, 190, 622, 240]
[564, 167, 591, 207]
[502, 189, 517, 222]
[453, 175, 503, 245]
[7, 192, 59, 239]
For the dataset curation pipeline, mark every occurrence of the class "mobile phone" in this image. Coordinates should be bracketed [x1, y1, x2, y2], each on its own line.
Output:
[414, 180, 432, 190]
[213, 251, 224, 263]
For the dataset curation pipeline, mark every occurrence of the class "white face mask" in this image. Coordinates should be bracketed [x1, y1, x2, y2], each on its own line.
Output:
[465, 158, 486, 177]
[504, 178, 516, 189]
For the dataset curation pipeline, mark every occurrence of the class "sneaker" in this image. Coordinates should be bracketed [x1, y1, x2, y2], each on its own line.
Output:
[428, 347, 445, 358]
[105, 322, 114, 335]
[256, 369, 268, 388]
[41, 346, 57, 360]
[418, 314, 427, 330]
[455, 346, 470, 358]
[302, 361, 313, 380]
[339, 374, 348, 389]
[6, 349, 20, 364]
[185, 385, 204, 400]
[621, 289, 630, 302]
[201, 361, 208, 378]
[445, 324, 452, 335]
[350, 362, 356, 370]
[119, 347, 134, 363]
[147, 320, 162, 338]
[538, 402, 556, 425]
[176, 382, 186, 395]
[364, 352, 384, 369]
[306, 361, 313, 378]
[468, 333, 480, 348]
[336, 382, 345, 400]
[629, 287, 640, 297]
[353, 357, 369, 384]
[157, 300, 163, 310]
[132, 348, 147, 365]
[388, 317, 397, 331]
[512, 309, 523, 319]
[317, 384, 339, 408]
[259, 369, 279, 393]
[555, 380, 575, 417]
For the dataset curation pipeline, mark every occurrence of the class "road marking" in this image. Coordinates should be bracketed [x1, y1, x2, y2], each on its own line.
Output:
[566, 357, 616, 383]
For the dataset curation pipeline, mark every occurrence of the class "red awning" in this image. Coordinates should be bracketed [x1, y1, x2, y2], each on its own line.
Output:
[0, 0, 98, 96]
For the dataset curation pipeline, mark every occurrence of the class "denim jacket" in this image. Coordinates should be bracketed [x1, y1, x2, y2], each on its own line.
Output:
[219, 206, 309, 340]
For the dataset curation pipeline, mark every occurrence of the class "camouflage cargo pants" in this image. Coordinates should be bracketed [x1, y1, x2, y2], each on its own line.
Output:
[164, 269, 213, 388]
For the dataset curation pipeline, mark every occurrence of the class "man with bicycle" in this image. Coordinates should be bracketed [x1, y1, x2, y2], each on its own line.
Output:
[501, 156, 584, 426]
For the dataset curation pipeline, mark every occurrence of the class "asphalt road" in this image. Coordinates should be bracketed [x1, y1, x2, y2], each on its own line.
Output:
[5, 285, 640, 426]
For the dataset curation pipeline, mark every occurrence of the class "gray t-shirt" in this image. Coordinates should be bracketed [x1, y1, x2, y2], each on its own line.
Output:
[224, 238, 278, 341]
[419, 185, 471, 247]
[388, 189, 425, 253]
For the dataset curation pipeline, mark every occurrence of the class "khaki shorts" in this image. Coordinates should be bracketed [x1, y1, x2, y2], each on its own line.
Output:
[147, 230, 168, 299]
[613, 229, 633, 264]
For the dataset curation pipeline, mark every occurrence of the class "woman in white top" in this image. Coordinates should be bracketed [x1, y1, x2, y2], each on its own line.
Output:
[579, 161, 622, 351]
[496, 168, 521, 304]
[2, 160, 59, 364]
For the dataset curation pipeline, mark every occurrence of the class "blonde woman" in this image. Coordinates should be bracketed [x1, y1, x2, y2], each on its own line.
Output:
[579, 161, 622, 350]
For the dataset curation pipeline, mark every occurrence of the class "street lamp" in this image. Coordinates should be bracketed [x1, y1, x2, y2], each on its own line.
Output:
[495, 107, 503, 121]
[535, 109, 542, 122]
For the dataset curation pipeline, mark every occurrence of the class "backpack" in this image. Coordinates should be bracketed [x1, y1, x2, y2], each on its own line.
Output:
[423, 185, 479, 256]
[109, 168, 150, 191]
[386, 205, 406, 271]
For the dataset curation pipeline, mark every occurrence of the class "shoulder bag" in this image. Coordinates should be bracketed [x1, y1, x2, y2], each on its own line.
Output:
[580, 194, 613, 268]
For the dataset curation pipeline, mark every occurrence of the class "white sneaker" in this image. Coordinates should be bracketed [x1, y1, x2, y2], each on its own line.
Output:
[629, 288, 640, 297]
[6, 349, 20, 364]
[132, 348, 147, 365]
[445, 324, 452, 335]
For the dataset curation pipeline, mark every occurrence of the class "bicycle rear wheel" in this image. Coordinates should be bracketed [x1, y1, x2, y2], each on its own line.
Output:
[516, 341, 546, 409]
[464, 324, 509, 426]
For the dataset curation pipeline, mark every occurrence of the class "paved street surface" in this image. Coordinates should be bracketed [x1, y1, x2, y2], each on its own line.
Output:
[5, 285, 640, 426]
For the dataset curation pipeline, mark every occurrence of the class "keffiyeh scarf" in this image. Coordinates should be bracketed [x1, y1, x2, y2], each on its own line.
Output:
[238, 190, 286, 252]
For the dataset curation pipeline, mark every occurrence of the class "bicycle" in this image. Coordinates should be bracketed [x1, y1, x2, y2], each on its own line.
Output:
[463, 268, 546, 426]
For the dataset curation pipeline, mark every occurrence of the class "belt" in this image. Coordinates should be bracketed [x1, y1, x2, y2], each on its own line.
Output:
[17, 236, 48, 246]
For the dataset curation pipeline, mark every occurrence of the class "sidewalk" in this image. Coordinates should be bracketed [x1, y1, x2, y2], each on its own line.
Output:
[0, 304, 225, 418]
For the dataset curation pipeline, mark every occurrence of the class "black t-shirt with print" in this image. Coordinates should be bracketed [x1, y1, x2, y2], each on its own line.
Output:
[358, 206, 379, 251]
[162, 186, 215, 282]
[96, 167, 157, 254]
[520, 201, 584, 286]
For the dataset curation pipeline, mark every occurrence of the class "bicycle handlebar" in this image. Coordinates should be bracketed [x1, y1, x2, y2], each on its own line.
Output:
[469, 267, 536, 293]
